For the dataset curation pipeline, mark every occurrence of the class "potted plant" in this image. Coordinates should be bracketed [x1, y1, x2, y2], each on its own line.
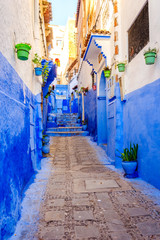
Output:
[42, 133, 50, 154]
[42, 61, 49, 85]
[117, 62, 126, 72]
[117, 143, 138, 178]
[82, 120, 87, 131]
[15, 43, 31, 60]
[32, 53, 42, 76]
[144, 48, 157, 65]
[103, 66, 111, 78]
[77, 116, 81, 123]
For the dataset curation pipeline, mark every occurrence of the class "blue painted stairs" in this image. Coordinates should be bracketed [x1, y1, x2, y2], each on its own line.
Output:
[46, 113, 89, 137]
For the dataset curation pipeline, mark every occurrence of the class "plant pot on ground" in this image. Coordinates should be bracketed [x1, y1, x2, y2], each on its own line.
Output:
[15, 43, 32, 60]
[144, 48, 157, 65]
[82, 120, 88, 131]
[103, 66, 111, 78]
[117, 143, 138, 178]
[32, 53, 42, 76]
[42, 134, 50, 154]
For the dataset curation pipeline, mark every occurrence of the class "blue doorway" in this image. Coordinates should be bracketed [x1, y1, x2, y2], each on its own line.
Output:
[97, 72, 107, 145]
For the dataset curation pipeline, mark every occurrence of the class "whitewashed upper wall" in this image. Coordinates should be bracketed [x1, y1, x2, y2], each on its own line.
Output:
[0, 0, 44, 95]
[119, 0, 160, 94]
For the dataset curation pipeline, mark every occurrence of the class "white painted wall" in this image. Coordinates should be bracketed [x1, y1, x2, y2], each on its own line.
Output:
[78, 61, 93, 90]
[119, 0, 160, 94]
[0, 0, 46, 95]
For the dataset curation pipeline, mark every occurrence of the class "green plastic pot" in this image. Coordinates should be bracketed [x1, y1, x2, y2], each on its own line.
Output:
[104, 70, 111, 78]
[15, 43, 31, 61]
[144, 52, 156, 65]
[117, 63, 125, 72]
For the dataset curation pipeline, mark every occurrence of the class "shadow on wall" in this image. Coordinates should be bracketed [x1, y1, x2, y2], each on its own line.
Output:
[0, 52, 42, 239]
[84, 89, 97, 137]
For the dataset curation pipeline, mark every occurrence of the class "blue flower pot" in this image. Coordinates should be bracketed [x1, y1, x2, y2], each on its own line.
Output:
[122, 161, 137, 178]
[82, 124, 87, 131]
[42, 144, 50, 154]
[35, 67, 42, 76]
[43, 136, 50, 144]
[77, 119, 81, 123]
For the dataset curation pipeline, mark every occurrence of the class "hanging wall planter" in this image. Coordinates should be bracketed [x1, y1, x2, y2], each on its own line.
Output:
[117, 63, 125, 72]
[32, 53, 42, 76]
[103, 66, 111, 78]
[144, 48, 157, 65]
[35, 67, 42, 76]
[15, 43, 31, 60]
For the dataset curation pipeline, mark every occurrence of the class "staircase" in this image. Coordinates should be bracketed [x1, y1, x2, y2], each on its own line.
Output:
[46, 113, 89, 137]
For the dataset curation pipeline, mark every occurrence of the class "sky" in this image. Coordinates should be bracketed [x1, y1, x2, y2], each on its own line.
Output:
[51, 0, 78, 26]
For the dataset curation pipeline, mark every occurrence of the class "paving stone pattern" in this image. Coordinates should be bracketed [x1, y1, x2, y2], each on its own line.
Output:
[38, 137, 160, 240]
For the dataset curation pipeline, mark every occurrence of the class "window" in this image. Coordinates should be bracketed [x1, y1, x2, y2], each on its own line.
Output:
[128, 2, 149, 62]
[56, 40, 62, 47]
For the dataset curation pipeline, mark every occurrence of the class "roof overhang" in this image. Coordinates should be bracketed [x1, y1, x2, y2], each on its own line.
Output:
[83, 34, 111, 73]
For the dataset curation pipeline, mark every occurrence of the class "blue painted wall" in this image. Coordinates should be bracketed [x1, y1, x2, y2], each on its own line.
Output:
[71, 98, 78, 113]
[0, 52, 42, 239]
[123, 78, 160, 189]
[84, 89, 97, 137]
[97, 72, 107, 144]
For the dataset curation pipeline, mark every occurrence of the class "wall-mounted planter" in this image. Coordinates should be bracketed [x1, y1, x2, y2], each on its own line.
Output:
[104, 70, 111, 78]
[35, 67, 42, 76]
[144, 52, 156, 65]
[15, 43, 31, 61]
[117, 63, 125, 72]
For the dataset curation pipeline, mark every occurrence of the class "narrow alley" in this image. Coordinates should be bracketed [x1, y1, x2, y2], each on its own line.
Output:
[11, 136, 160, 240]
[1, 0, 160, 239]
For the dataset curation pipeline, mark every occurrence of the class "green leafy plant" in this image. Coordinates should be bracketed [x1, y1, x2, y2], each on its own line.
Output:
[117, 143, 138, 162]
[82, 119, 88, 125]
[103, 66, 111, 71]
[81, 87, 88, 93]
[32, 53, 42, 67]
[144, 47, 158, 55]
[42, 62, 49, 83]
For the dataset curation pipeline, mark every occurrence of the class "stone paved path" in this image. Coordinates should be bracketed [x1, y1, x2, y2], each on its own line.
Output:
[38, 137, 160, 240]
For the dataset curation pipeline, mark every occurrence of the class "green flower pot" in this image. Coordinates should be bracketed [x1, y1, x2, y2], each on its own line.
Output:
[15, 43, 31, 61]
[144, 52, 156, 65]
[117, 63, 125, 72]
[104, 70, 111, 78]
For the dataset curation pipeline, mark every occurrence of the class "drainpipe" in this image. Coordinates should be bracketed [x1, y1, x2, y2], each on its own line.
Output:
[34, 0, 41, 52]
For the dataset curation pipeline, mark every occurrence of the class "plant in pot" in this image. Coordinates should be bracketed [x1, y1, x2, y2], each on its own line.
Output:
[103, 66, 111, 78]
[42, 133, 50, 154]
[144, 48, 158, 65]
[77, 116, 81, 123]
[32, 53, 42, 76]
[42, 61, 49, 86]
[117, 62, 126, 72]
[117, 143, 138, 178]
[82, 119, 88, 131]
[15, 43, 32, 60]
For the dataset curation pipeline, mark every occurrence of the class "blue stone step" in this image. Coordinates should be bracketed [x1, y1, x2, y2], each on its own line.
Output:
[46, 131, 89, 137]
[47, 127, 83, 132]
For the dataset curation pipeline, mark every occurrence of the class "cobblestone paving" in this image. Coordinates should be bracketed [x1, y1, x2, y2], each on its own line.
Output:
[38, 137, 160, 240]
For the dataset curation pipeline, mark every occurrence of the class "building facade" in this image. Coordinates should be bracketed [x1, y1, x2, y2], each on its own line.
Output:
[0, 0, 54, 238]
[76, 0, 160, 189]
